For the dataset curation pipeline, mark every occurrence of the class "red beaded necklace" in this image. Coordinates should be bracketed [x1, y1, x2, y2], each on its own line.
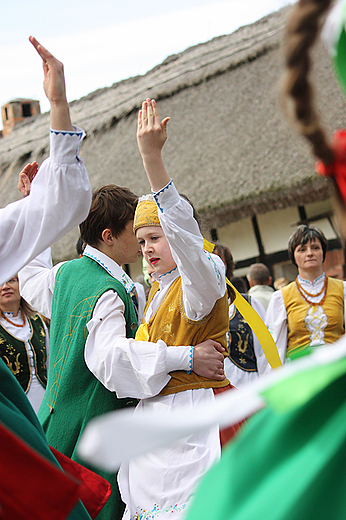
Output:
[1, 309, 26, 328]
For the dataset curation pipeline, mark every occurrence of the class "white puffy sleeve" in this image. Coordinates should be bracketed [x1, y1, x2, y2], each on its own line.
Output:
[84, 290, 193, 399]
[19, 248, 63, 319]
[154, 180, 226, 320]
[0, 127, 91, 285]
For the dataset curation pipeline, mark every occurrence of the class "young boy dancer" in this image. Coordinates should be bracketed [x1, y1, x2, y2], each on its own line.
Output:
[116, 98, 230, 520]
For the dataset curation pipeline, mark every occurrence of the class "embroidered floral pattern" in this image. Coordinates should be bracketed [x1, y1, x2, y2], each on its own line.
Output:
[305, 305, 327, 345]
[203, 250, 221, 285]
[132, 502, 187, 520]
[298, 273, 325, 285]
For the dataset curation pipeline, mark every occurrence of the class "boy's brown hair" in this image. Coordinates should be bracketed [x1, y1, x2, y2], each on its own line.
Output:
[79, 185, 138, 247]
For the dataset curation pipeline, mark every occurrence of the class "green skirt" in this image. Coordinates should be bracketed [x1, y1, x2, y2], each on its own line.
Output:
[186, 368, 346, 520]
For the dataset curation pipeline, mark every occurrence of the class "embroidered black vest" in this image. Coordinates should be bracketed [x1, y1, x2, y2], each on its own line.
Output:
[0, 314, 47, 392]
[228, 294, 257, 372]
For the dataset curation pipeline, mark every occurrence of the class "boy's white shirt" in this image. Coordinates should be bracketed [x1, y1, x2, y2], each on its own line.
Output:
[19, 181, 226, 400]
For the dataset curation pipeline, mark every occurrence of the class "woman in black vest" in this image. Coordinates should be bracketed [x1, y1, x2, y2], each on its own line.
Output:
[0, 275, 48, 413]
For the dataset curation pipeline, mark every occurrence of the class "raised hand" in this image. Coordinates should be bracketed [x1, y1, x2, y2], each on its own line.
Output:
[18, 162, 39, 197]
[137, 99, 171, 192]
[29, 36, 66, 106]
[29, 36, 73, 131]
[193, 340, 226, 381]
[137, 98, 170, 158]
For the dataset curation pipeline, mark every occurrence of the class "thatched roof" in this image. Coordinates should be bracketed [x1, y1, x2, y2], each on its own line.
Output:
[1, 5, 345, 261]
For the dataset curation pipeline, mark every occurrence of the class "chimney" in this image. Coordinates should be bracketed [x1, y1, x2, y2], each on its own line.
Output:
[1, 99, 41, 137]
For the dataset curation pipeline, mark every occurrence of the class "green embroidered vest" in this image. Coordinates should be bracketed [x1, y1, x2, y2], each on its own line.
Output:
[0, 314, 47, 392]
[37, 255, 138, 520]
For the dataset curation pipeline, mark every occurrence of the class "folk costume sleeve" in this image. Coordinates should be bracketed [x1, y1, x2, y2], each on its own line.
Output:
[0, 127, 91, 286]
[153, 180, 227, 320]
[85, 289, 192, 399]
[19, 248, 64, 319]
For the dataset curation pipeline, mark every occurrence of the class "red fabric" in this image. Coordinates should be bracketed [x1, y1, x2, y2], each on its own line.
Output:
[213, 384, 245, 448]
[316, 129, 346, 204]
[0, 422, 80, 520]
[51, 447, 112, 519]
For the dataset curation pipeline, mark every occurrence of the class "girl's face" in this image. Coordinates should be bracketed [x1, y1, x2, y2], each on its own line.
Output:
[136, 226, 177, 276]
[294, 238, 324, 273]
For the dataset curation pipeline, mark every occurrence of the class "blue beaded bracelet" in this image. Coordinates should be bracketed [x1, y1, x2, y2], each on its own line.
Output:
[186, 346, 193, 374]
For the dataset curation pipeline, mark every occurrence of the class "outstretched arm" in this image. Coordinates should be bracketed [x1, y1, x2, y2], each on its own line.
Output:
[29, 36, 73, 131]
[138, 100, 226, 320]
[137, 98, 170, 192]
[0, 39, 91, 286]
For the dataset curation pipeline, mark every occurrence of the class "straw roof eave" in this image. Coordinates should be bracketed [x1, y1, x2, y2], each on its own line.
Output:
[199, 175, 333, 229]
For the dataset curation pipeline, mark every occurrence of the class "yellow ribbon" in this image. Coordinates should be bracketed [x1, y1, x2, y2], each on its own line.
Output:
[203, 238, 282, 370]
[135, 322, 149, 342]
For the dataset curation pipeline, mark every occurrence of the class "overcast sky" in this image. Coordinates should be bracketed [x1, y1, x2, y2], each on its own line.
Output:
[1, 0, 294, 129]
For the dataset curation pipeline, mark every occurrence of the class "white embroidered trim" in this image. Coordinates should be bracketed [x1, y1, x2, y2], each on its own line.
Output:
[138, 193, 155, 203]
[83, 251, 135, 293]
[298, 273, 325, 286]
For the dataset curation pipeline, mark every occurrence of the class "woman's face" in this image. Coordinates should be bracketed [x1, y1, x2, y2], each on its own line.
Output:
[294, 238, 324, 273]
[0, 276, 21, 312]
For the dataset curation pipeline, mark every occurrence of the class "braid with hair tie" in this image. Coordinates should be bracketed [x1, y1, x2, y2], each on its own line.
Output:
[282, 0, 335, 165]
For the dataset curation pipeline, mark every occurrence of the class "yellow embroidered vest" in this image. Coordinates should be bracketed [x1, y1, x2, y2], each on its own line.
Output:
[282, 277, 345, 358]
[143, 276, 230, 396]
